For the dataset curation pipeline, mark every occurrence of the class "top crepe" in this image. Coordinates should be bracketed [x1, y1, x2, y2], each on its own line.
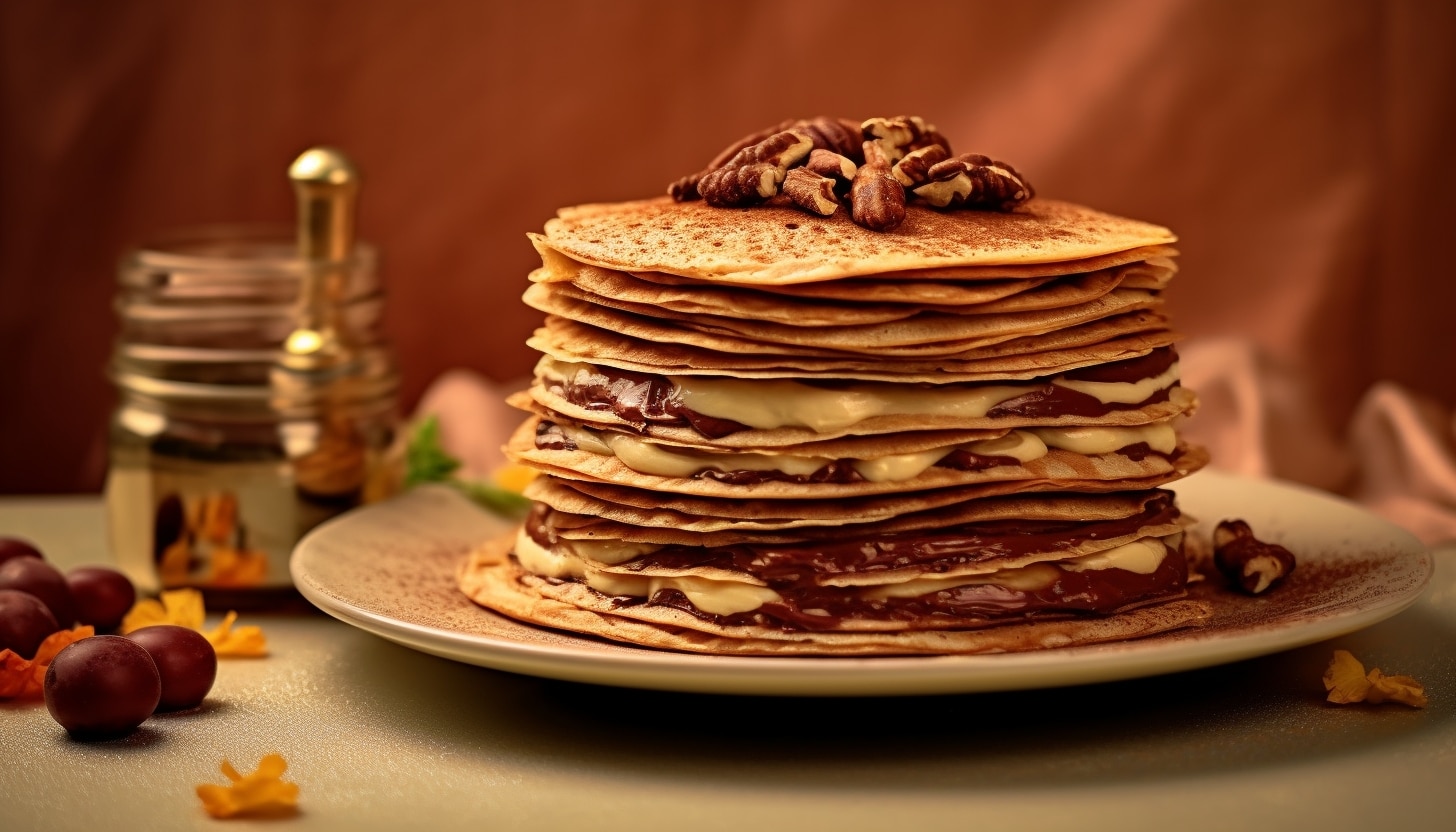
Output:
[538, 197, 1177, 285]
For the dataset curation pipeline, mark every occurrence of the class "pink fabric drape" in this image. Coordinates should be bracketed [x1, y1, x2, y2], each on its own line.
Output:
[1182, 340, 1456, 545]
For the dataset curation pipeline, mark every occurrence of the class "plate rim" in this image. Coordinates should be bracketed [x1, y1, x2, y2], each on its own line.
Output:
[290, 471, 1433, 696]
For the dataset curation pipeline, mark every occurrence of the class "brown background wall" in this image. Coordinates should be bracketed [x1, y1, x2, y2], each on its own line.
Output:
[1, 0, 1453, 493]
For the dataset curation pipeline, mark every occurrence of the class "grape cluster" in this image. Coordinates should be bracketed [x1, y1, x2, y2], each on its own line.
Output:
[1, 535, 217, 739]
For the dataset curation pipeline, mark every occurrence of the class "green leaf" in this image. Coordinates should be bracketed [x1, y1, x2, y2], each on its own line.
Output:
[403, 415, 530, 520]
[404, 415, 460, 489]
[452, 480, 531, 520]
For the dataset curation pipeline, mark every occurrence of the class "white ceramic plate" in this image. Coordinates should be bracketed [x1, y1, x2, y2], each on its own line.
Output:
[291, 471, 1432, 696]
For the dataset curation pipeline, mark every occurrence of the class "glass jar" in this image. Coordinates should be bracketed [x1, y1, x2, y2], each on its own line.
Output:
[104, 225, 401, 607]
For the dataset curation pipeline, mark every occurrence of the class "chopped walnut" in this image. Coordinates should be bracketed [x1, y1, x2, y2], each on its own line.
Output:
[1212, 519, 1296, 595]
[850, 140, 906, 231]
[914, 153, 1034, 211]
[782, 167, 840, 216]
[1323, 649, 1427, 708]
[668, 115, 1033, 231]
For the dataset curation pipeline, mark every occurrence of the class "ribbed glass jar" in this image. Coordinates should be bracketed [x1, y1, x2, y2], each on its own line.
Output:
[104, 226, 401, 607]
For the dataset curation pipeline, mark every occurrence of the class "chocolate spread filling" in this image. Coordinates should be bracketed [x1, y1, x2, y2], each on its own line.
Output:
[634, 548, 1188, 632]
[533, 420, 1175, 485]
[546, 366, 748, 437]
[527, 491, 1177, 579]
[546, 346, 1179, 439]
[521, 491, 1187, 631]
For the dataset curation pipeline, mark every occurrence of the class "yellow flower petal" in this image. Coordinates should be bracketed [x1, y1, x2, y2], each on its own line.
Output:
[1323, 649, 1426, 708]
[1323, 649, 1371, 704]
[1365, 668, 1428, 708]
[493, 463, 538, 493]
[196, 754, 299, 819]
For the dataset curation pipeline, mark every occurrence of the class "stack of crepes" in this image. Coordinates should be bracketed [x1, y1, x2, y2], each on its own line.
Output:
[461, 130, 1211, 655]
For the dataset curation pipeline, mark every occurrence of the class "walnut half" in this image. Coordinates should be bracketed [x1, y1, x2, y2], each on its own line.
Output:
[1212, 519, 1296, 595]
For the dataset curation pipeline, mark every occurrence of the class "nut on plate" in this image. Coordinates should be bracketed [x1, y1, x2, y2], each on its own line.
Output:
[1212, 519, 1296, 595]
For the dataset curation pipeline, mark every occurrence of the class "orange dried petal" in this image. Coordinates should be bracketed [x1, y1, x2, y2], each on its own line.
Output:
[204, 611, 269, 658]
[220, 759, 243, 782]
[121, 588, 205, 633]
[0, 626, 95, 699]
[122, 590, 267, 658]
[196, 754, 300, 819]
[207, 547, 269, 587]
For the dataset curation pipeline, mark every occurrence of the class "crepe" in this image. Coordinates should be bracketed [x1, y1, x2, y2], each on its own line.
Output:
[528, 315, 1180, 382]
[523, 282, 1163, 356]
[537, 198, 1176, 284]
[533, 260, 1171, 325]
[539, 487, 1182, 546]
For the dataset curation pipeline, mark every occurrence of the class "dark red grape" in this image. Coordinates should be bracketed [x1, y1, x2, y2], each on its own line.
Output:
[66, 566, 136, 631]
[0, 556, 74, 627]
[44, 635, 161, 738]
[0, 536, 44, 566]
[0, 588, 59, 658]
[125, 625, 216, 711]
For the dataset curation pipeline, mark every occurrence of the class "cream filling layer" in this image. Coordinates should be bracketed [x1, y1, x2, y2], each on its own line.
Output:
[551, 420, 1177, 483]
[538, 359, 1181, 434]
[513, 529, 1173, 615]
[514, 530, 776, 615]
[861, 538, 1171, 600]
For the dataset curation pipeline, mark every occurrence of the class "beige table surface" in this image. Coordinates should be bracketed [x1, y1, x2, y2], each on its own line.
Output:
[1, 495, 1453, 832]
